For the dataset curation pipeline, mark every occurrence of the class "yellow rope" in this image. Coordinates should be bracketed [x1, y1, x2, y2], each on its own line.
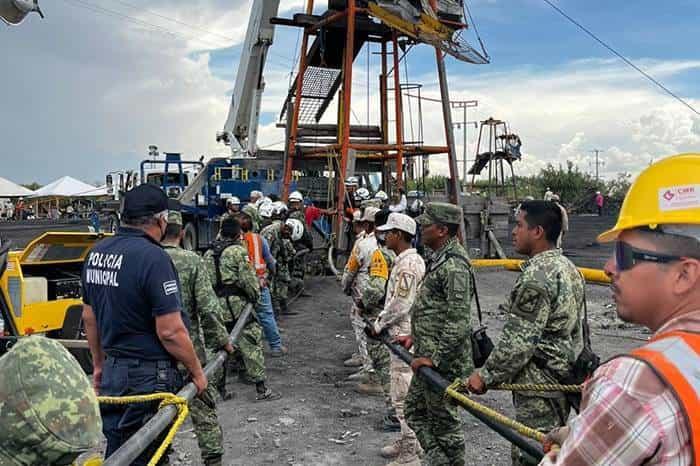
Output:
[445, 382, 546, 443]
[491, 383, 582, 393]
[97, 392, 189, 466]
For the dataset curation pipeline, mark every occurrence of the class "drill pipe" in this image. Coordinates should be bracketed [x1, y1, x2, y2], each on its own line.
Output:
[102, 304, 254, 466]
[373, 328, 544, 462]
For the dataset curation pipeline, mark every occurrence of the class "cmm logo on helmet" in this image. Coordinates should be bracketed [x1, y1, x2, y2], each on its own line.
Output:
[659, 184, 700, 212]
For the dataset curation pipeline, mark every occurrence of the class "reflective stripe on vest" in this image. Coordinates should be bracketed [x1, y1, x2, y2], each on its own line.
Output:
[630, 331, 700, 465]
[243, 232, 267, 278]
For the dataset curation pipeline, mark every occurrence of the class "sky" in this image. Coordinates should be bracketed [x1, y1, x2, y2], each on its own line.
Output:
[1, 0, 699, 186]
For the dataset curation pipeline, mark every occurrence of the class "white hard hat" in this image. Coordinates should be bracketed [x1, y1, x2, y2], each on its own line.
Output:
[352, 210, 362, 222]
[374, 190, 388, 201]
[250, 190, 263, 200]
[361, 206, 380, 222]
[255, 196, 272, 209]
[345, 176, 359, 187]
[355, 187, 370, 201]
[289, 191, 304, 202]
[272, 201, 288, 216]
[285, 218, 304, 242]
[376, 212, 417, 236]
[226, 196, 241, 206]
[259, 203, 274, 219]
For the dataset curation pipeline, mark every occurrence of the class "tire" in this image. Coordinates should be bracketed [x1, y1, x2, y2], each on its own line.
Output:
[183, 222, 198, 251]
[59, 305, 93, 374]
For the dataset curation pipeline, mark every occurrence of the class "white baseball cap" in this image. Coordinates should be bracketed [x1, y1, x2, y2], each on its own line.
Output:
[361, 206, 380, 222]
[376, 212, 416, 235]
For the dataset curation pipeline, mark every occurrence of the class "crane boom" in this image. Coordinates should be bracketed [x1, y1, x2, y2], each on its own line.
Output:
[216, 0, 280, 157]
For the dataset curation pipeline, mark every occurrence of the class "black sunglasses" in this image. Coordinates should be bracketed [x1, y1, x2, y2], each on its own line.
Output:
[615, 241, 683, 271]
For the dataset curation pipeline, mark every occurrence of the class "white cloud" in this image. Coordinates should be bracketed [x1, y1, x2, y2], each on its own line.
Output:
[0, 1, 698, 188]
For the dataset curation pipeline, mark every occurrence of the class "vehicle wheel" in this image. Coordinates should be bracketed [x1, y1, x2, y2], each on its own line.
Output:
[59, 305, 93, 374]
[108, 214, 120, 234]
[183, 222, 197, 251]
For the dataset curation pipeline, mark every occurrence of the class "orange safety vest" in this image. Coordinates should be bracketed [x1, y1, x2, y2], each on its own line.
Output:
[629, 330, 700, 465]
[243, 232, 267, 279]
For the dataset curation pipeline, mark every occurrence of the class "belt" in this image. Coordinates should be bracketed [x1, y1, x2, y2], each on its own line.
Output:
[105, 355, 175, 368]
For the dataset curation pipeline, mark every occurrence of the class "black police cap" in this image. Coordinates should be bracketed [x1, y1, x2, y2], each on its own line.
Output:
[121, 184, 169, 218]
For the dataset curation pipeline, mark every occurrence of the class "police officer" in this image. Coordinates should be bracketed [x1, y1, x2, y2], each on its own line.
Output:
[81, 184, 206, 465]
[466, 200, 584, 466]
[162, 209, 233, 466]
[397, 202, 474, 466]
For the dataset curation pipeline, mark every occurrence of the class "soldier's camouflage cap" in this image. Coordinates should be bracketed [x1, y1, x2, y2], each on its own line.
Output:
[167, 210, 183, 226]
[415, 202, 463, 226]
[0, 336, 102, 466]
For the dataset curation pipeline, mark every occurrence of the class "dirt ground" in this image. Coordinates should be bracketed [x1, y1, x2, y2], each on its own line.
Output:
[170, 215, 647, 466]
[1, 215, 649, 465]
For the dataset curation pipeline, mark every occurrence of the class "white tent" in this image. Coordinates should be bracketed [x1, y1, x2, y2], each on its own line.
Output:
[0, 176, 34, 197]
[29, 176, 98, 198]
[73, 184, 109, 197]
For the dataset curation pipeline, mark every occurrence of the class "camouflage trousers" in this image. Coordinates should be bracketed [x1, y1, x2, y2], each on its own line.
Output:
[512, 394, 569, 466]
[389, 352, 417, 444]
[235, 321, 266, 383]
[185, 374, 223, 462]
[349, 304, 370, 371]
[405, 376, 464, 466]
[367, 334, 390, 391]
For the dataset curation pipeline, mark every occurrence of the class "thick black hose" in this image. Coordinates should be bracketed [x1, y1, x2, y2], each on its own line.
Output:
[375, 331, 544, 462]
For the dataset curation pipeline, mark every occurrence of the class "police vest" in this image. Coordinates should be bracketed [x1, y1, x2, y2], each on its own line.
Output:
[629, 331, 700, 464]
[243, 232, 267, 279]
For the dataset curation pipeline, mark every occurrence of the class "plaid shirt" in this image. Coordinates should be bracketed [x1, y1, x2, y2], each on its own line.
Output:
[540, 310, 700, 466]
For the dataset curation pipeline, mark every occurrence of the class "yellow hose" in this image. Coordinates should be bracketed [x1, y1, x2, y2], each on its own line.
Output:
[97, 393, 189, 466]
[471, 258, 610, 284]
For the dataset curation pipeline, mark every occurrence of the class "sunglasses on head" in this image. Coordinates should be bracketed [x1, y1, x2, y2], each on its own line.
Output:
[614, 241, 683, 271]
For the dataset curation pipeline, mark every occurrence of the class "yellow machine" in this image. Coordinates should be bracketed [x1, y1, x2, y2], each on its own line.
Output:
[0, 232, 107, 372]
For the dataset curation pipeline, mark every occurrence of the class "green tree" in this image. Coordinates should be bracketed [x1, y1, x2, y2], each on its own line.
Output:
[22, 182, 42, 191]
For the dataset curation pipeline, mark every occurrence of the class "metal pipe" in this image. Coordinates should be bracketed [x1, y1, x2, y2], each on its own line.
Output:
[103, 305, 254, 466]
[392, 33, 404, 187]
[309, 9, 347, 31]
[376, 332, 543, 463]
[435, 48, 467, 243]
[336, 0, 356, 238]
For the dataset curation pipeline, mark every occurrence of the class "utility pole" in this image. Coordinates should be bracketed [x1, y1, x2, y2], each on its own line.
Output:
[590, 149, 605, 182]
[450, 100, 478, 185]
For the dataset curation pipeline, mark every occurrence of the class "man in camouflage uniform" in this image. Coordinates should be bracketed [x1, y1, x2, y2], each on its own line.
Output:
[261, 215, 296, 317]
[0, 336, 102, 466]
[341, 207, 381, 380]
[397, 202, 474, 466]
[466, 200, 584, 466]
[356, 208, 394, 397]
[204, 216, 279, 401]
[162, 210, 233, 466]
[242, 204, 261, 233]
[287, 191, 314, 295]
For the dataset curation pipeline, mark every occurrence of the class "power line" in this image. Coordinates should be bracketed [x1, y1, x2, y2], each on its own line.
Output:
[61, 0, 229, 49]
[541, 0, 699, 116]
[105, 0, 239, 43]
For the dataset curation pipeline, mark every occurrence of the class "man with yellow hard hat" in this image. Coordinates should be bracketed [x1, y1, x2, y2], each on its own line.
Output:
[540, 153, 700, 465]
